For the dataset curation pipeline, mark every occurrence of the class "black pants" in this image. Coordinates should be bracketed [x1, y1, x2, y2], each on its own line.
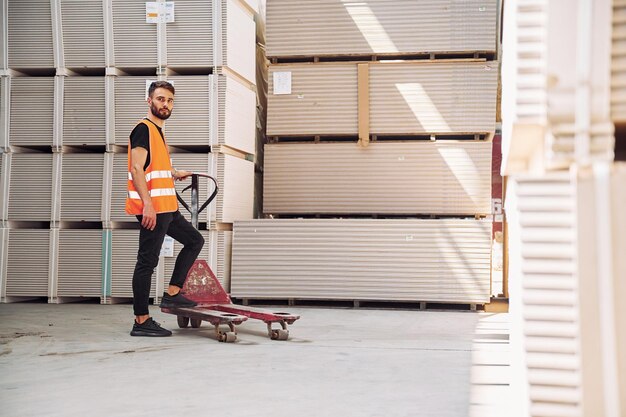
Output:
[132, 210, 204, 316]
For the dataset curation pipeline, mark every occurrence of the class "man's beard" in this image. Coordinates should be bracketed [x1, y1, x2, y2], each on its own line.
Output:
[150, 103, 171, 120]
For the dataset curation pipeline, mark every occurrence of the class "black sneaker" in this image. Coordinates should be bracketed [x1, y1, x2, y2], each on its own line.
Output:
[159, 292, 198, 309]
[130, 317, 172, 337]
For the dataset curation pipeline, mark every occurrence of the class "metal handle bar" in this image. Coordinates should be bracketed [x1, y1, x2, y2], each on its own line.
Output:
[176, 173, 219, 229]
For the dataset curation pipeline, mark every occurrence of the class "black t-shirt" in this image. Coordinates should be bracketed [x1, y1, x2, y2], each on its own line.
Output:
[129, 119, 166, 170]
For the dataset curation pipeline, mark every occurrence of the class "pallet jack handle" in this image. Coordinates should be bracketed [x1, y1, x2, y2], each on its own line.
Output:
[176, 173, 218, 230]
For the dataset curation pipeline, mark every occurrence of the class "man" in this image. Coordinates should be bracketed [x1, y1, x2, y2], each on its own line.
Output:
[126, 80, 204, 337]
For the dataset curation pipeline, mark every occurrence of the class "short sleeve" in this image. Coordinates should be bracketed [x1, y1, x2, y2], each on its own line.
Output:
[130, 123, 150, 150]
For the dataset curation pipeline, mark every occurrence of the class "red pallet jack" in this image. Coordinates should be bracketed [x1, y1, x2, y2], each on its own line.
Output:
[160, 173, 300, 342]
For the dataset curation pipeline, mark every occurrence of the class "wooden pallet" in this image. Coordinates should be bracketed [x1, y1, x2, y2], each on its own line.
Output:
[269, 51, 497, 64]
[268, 132, 492, 143]
[232, 298, 486, 312]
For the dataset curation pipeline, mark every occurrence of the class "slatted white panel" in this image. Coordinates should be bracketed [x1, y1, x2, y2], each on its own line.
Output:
[231, 218, 492, 303]
[9, 77, 54, 147]
[517, 0, 549, 120]
[217, 75, 256, 154]
[514, 174, 582, 417]
[549, 122, 615, 164]
[211, 153, 254, 224]
[268, 62, 497, 136]
[113, 76, 149, 145]
[60, 0, 105, 68]
[60, 154, 104, 221]
[8, 153, 53, 221]
[57, 229, 102, 297]
[6, 229, 50, 297]
[162, 229, 232, 290]
[267, 0, 497, 56]
[111, 229, 153, 298]
[166, 0, 213, 68]
[0, 77, 7, 150]
[169, 152, 210, 223]
[0, 154, 6, 220]
[0, 228, 7, 299]
[112, 0, 158, 68]
[221, 0, 256, 84]
[110, 152, 130, 222]
[613, 1, 626, 121]
[370, 61, 497, 134]
[63, 77, 106, 146]
[502, 0, 542, 174]
[612, 165, 626, 413]
[165, 76, 211, 146]
[264, 141, 492, 215]
[266, 0, 497, 57]
[7, 0, 54, 68]
[268, 64, 358, 136]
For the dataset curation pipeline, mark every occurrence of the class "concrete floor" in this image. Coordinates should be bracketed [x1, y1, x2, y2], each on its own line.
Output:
[0, 304, 510, 417]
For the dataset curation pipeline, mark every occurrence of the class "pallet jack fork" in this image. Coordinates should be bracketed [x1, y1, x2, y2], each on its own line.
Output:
[160, 173, 300, 342]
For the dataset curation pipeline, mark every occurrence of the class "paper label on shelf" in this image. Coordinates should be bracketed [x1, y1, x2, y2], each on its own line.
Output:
[273, 71, 292, 95]
[160, 235, 174, 257]
[146, 2, 175, 23]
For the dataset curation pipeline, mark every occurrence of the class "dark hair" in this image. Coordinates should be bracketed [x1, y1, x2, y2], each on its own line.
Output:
[148, 81, 175, 97]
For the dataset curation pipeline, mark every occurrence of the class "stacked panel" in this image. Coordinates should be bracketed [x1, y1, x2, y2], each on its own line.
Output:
[0, 228, 7, 300]
[59, 154, 105, 222]
[216, 75, 256, 155]
[7, 0, 55, 69]
[164, 76, 212, 146]
[217, 0, 257, 84]
[231, 219, 492, 303]
[110, 0, 256, 83]
[8, 77, 55, 148]
[111, 0, 158, 69]
[1, 0, 260, 304]
[112, 76, 152, 146]
[613, 0, 626, 122]
[233, 0, 498, 304]
[501, 0, 614, 170]
[7, 153, 54, 221]
[62, 77, 106, 146]
[0, 153, 6, 221]
[0, 77, 7, 151]
[512, 175, 581, 416]
[264, 141, 492, 216]
[3, 229, 51, 301]
[166, 0, 214, 69]
[60, 0, 106, 68]
[267, 62, 497, 136]
[56, 229, 102, 298]
[111, 74, 256, 152]
[266, 0, 497, 58]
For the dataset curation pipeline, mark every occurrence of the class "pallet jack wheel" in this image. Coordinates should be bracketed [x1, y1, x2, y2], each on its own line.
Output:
[177, 316, 189, 328]
[271, 329, 289, 341]
[190, 318, 202, 328]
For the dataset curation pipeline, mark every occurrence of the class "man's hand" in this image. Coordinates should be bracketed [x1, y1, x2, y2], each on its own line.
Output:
[174, 169, 192, 181]
[141, 203, 157, 231]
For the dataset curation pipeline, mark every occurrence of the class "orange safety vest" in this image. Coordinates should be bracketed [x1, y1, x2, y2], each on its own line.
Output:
[125, 120, 178, 215]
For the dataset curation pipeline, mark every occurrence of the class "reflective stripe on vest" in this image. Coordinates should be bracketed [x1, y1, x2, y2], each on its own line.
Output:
[128, 188, 176, 199]
[125, 120, 178, 215]
[127, 170, 173, 182]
